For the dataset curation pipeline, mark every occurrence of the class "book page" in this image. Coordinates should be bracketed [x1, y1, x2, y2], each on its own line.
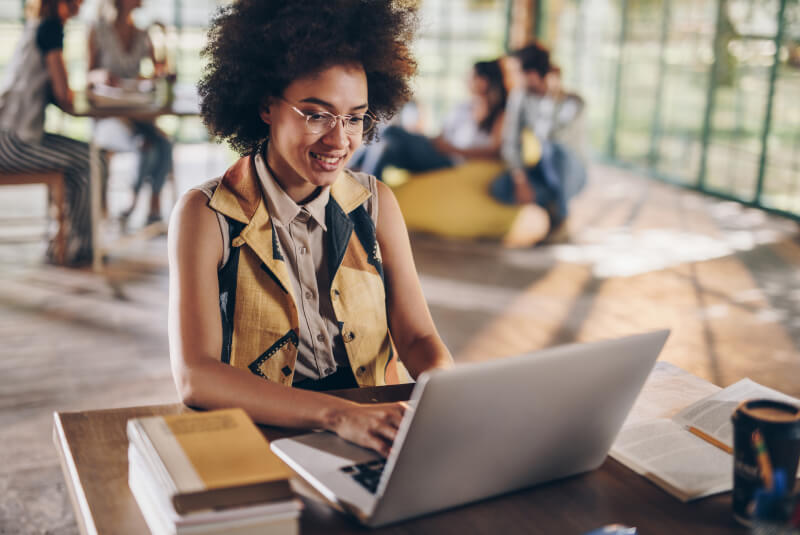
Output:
[622, 362, 720, 427]
[610, 419, 732, 501]
[672, 378, 800, 447]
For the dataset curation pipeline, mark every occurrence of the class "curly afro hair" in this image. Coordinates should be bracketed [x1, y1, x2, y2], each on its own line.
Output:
[198, 0, 418, 155]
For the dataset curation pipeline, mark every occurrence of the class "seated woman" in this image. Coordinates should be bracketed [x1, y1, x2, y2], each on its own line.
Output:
[0, 0, 92, 265]
[88, 0, 173, 224]
[168, 0, 453, 456]
[351, 59, 507, 181]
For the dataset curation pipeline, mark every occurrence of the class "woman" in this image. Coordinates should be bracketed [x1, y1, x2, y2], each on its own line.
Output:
[88, 0, 172, 224]
[0, 0, 92, 265]
[351, 59, 508, 181]
[169, 0, 453, 457]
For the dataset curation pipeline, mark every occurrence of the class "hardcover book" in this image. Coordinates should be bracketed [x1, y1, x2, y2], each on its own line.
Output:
[128, 444, 300, 535]
[127, 408, 295, 514]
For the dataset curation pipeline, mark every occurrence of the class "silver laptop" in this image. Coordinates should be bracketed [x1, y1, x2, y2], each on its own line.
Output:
[271, 330, 669, 527]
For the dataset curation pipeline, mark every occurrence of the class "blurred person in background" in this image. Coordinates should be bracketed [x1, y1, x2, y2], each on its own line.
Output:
[0, 0, 92, 265]
[168, 0, 453, 457]
[88, 0, 173, 225]
[491, 42, 586, 241]
[349, 59, 508, 181]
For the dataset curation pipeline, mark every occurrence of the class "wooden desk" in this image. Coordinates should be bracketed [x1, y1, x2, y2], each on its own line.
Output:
[53, 384, 746, 535]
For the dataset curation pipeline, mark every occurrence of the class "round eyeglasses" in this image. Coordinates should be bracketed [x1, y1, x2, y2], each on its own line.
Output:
[281, 98, 376, 136]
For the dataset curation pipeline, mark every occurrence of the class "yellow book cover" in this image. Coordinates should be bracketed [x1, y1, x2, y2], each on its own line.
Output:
[127, 408, 294, 514]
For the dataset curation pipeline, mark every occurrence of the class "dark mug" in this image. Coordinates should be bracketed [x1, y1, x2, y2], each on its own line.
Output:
[731, 399, 800, 526]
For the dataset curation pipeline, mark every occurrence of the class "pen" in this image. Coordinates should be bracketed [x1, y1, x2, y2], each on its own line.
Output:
[751, 429, 773, 491]
[687, 426, 733, 454]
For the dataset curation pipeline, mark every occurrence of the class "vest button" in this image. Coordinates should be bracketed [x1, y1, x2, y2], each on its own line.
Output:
[356, 366, 366, 376]
[343, 331, 355, 342]
[316, 333, 325, 342]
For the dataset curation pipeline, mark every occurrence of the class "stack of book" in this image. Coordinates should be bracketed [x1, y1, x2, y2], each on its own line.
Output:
[127, 408, 302, 535]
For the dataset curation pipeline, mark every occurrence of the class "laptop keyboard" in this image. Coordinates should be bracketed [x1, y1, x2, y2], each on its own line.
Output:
[340, 459, 386, 494]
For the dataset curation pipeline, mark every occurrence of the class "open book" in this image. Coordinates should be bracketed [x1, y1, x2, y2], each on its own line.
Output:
[610, 365, 800, 502]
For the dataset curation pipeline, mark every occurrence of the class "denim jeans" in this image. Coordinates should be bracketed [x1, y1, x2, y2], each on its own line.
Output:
[354, 125, 453, 181]
[132, 122, 173, 195]
[490, 142, 585, 226]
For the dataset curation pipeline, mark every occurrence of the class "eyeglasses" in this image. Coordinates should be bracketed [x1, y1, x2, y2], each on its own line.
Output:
[280, 98, 376, 136]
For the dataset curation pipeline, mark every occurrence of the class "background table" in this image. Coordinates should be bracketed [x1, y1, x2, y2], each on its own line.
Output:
[53, 384, 747, 535]
[71, 88, 200, 271]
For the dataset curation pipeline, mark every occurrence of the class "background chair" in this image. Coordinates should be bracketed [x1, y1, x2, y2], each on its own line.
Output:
[0, 170, 67, 264]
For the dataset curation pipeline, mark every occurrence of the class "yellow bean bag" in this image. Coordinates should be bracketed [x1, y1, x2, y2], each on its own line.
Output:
[389, 160, 514, 238]
[389, 132, 548, 246]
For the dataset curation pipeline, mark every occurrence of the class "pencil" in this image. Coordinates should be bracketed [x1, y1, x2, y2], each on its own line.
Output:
[687, 426, 734, 454]
[751, 429, 773, 491]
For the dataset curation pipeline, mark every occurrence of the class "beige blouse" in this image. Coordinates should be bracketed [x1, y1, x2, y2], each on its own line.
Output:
[195, 152, 379, 383]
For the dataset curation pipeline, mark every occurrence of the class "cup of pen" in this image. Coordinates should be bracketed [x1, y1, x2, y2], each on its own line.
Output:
[731, 399, 800, 528]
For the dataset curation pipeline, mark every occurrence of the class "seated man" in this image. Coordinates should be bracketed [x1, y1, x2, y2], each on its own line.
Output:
[491, 43, 586, 240]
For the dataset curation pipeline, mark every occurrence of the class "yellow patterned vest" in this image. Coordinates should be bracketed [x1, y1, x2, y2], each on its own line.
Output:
[207, 155, 400, 387]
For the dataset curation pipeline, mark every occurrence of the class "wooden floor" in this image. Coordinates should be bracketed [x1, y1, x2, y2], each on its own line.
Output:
[1, 147, 799, 534]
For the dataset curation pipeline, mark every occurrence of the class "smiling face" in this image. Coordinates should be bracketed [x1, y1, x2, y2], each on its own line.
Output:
[260, 63, 368, 202]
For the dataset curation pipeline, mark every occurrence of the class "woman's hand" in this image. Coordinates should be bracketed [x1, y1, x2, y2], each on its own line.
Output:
[512, 169, 535, 204]
[325, 401, 409, 457]
[431, 136, 456, 156]
[88, 68, 109, 88]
